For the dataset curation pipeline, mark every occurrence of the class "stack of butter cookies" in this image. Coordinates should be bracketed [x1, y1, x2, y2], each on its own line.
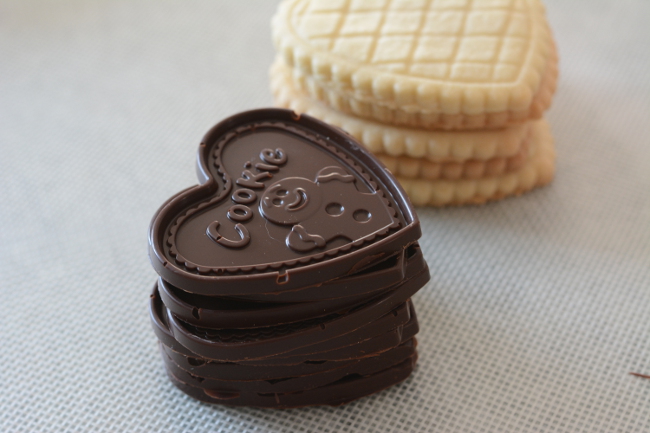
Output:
[270, 0, 558, 206]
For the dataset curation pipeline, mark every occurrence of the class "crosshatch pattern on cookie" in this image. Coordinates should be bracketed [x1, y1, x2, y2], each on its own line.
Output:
[273, 0, 556, 116]
[296, 0, 536, 82]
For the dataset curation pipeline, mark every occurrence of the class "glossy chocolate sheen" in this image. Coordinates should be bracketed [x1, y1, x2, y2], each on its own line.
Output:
[234, 308, 418, 365]
[158, 245, 426, 329]
[166, 355, 417, 408]
[149, 283, 413, 360]
[161, 338, 417, 381]
[160, 318, 418, 380]
[148, 109, 421, 296]
[164, 268, 427, 361]
[162, 341, 415, 393]
[160, 276, 392, 329]
[149, 284, 414, 361]
[232, 243, 423, 303]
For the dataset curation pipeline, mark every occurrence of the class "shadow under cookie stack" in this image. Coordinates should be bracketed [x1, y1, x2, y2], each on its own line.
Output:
[149, 109, 430, 408]
[271, 0, 559, 206]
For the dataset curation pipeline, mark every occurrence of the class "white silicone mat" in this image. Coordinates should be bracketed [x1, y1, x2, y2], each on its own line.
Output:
[1, 1, 648, 432]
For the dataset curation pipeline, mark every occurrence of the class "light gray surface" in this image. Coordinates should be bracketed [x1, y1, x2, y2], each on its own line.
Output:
[1, 1, 649, 432]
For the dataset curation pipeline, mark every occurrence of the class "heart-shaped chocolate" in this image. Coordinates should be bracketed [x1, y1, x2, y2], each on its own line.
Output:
[148, 109, 420, 295]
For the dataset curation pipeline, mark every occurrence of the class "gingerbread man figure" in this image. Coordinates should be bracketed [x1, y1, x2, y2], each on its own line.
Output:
[260, 166, 394, 252]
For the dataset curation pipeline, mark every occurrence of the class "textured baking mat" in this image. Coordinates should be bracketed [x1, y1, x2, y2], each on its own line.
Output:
[1, 1, 649, 432]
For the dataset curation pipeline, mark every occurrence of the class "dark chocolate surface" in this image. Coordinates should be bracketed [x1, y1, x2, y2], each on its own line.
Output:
[237, 303, 418, 365]
[147, 109, 428, 408]
[157, 244, 426, 329]
[160, 339, 417, 381]
[148, 109, 420, 295]
[200, 243, 424, 304]
[149, 283, 416, 361]
[159, 277, 392, 329]
[164, 268, 427, 361]
[161, 341, 415, 393]
[166, 355, 417, 409]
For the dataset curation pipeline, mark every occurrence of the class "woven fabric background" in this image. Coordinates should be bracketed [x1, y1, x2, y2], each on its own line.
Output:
[1, 1, 649, 432]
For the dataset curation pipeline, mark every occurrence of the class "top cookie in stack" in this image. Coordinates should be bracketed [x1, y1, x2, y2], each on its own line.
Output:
[271, 0, 558, 206]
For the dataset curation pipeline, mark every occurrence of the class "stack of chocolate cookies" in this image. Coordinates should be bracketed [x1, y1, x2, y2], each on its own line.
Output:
[148, 109, 429, 408]
[271, 0, 559, 206]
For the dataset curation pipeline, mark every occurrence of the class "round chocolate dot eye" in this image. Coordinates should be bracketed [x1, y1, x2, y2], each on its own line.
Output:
[272, 198, 283, 206]
[353, 209, 371, 222]
[277, 189, 289, 196]
[326, 203, 344, 216]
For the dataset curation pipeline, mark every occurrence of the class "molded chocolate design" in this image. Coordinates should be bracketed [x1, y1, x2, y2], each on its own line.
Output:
[260, 166, 393, 252]
[148, 109, 421, 295]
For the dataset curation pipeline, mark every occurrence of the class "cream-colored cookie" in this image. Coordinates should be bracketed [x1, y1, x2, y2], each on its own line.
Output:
[272, 0, 558, 129]
[398, 119, 555, 206]
[289, 49, 557, 129]
[271, 59, 532, 161]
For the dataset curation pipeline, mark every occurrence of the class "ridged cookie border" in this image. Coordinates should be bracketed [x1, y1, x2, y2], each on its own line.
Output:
[397, 119, 555, 206]
[271, 59, 533, 160]
[376, 139, 531, 181]
[288, 48, 558, 129]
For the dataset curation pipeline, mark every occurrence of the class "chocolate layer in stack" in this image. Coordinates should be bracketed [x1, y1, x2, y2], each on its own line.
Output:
[148, 109, 429, 408]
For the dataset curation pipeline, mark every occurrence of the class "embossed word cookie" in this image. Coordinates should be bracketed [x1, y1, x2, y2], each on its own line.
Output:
[147, 109, 430, 408]
[272, 0, 558, 129]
